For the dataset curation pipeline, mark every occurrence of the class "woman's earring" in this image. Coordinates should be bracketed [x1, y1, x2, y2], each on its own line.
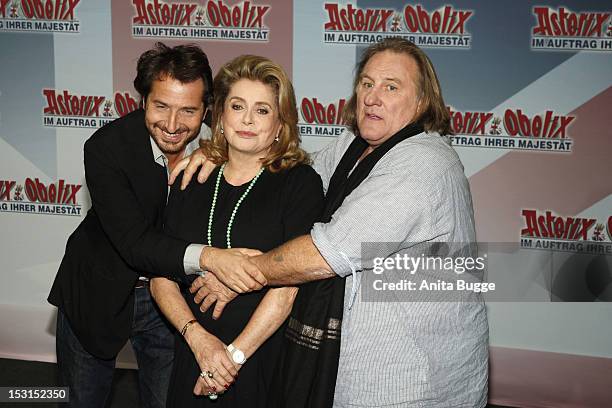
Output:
[274, 136, 279, 142]
[220, 125, 224, 135]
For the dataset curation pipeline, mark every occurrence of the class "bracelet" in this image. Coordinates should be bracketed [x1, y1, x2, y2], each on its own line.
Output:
[180, 319, 197, 337]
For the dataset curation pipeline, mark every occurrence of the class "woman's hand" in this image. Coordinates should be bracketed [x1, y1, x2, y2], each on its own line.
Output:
[184, 323, 238, 395]
[168, 148, 217, 190]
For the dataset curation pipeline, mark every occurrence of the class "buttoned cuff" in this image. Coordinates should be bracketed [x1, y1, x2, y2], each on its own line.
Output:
[311, 223, 356, 278]
[184, 244, 205, 275]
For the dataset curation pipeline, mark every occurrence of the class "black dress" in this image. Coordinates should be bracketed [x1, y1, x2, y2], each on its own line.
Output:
[164, 164, 324, 407]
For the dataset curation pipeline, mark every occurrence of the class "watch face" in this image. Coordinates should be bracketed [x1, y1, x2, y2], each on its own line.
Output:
[233, 350, 245, 364]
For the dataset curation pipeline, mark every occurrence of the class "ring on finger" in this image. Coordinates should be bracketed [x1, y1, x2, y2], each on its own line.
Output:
[208, 391, 218, 400]
[200, 370, 214, 379]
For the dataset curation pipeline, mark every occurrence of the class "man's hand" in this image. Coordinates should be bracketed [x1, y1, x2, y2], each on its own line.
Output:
[168, 147, 216, 190]
[201, 247, 266, 293]
[190, 274, 238, 319]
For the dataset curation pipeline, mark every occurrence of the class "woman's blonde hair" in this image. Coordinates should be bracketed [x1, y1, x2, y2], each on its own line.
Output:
[201, 55, 310, 172]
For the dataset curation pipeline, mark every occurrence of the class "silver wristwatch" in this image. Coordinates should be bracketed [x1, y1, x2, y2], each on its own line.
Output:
[227, 343, 246, 364]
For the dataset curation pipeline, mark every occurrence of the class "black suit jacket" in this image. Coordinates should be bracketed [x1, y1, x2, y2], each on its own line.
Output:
[48, 109, 190, 359]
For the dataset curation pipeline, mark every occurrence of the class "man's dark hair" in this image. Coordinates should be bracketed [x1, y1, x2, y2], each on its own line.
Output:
[134, 42, 214, 113]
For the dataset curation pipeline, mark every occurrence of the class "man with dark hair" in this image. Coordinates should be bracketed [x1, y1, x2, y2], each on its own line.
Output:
[134, 43, 214, 126]
[47, 43, 262, 408]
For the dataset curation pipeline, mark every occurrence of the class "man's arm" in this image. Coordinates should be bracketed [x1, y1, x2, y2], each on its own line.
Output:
[199, 247, 266, 292]
[191, 165, 326, 306]
[251, 235, 335, 285]
[87, 136, 265, 290]
[85, 137, 188, 278]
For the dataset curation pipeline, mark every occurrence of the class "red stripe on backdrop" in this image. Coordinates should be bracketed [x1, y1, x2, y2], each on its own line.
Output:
[489, 346, 612, 407]
[469, 86, 612, 243]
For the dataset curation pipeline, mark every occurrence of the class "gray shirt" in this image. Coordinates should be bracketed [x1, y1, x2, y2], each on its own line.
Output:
[311, 129, 488, 407]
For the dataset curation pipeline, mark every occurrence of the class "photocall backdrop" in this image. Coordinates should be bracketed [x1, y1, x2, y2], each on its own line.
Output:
[1, 1, 611, 406]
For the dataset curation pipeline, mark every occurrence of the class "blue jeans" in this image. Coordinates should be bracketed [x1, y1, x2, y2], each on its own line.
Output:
[56, 286, 174, 408]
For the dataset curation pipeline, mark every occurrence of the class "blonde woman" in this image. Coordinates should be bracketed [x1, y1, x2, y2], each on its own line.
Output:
[150, 55, 323, 407]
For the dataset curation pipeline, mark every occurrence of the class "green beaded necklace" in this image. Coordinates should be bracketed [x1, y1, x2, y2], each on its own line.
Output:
[207, 163, 265, 249]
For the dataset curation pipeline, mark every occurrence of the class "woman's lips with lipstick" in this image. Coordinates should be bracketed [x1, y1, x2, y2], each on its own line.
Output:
[236, 130, 257, 137]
